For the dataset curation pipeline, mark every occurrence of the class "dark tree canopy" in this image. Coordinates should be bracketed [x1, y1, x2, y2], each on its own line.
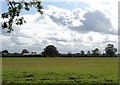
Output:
[2, 50, 9, 54]
[1, 0, 43, 33]
[92, 48, 99, 56]
[67, 52, 73, 57]
[87, 51, 91, 56]
[105, 44, 117, 57]
[80, 50, 84, 56]
[42, 45, 59, 57]
[22, 49, 29, 54]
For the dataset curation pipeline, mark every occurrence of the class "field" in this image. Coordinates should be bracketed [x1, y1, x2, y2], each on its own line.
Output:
[2, 57, 118, 85]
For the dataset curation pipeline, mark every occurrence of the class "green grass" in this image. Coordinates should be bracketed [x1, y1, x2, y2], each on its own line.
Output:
[2, 57, 118, 84]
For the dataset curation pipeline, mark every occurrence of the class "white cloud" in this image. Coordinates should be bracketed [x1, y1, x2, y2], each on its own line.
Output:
[45, 6, 117, 35]
[1, 4, 118, 53]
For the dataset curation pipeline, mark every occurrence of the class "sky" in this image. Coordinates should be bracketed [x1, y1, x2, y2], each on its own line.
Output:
[0, 0, 119, 53]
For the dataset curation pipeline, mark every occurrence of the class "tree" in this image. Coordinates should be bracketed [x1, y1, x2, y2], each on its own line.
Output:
[22, 49, 29, 54]
[2, 50, 9, 54]
[1, 0, 43, 33]
[80, 51, 84, 56]
[68, 52, 73, 57]
[87, 51, 91, 56]
[105, 44, 117, 57]
[92, 48, 99, 56]
[42, 45, 59, 57]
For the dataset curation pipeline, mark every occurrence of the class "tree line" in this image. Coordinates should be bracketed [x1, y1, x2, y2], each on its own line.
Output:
[1, 44, 118, 57]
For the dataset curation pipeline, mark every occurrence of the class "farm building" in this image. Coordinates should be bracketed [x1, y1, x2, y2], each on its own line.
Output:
[23, 53, 30, 56]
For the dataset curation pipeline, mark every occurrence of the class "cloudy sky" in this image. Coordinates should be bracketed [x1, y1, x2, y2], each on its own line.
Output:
[0, 0, 119, 53]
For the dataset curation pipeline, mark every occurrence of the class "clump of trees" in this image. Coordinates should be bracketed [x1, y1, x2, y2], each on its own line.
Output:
[105, 44, 117, 57]
[40, 44, 117, 57]
[2, 50, 9, 55]
[42, 45, 59, 57]
[22, 49, 29, 54]
[91, 48, 100, 56]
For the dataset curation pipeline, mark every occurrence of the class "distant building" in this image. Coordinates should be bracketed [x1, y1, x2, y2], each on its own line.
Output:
[23, 53, 30, 56]
[31, 52, 37, 55]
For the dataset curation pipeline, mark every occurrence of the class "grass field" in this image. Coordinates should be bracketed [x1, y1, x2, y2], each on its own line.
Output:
[2, 57, 118, 85]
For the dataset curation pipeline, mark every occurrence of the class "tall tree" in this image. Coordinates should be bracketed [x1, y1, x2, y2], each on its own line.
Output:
[80, 50, 84, 56]
[1, 0, 43, 33]
[68, 52, 73, 57]
[42, 45, 59, 57]
[92, 48, 99, 56]
[87, 51, 91, 56]
[2, 50, 9, 54]
[22, 49, 29, 54]
[105, 44, 117, 57]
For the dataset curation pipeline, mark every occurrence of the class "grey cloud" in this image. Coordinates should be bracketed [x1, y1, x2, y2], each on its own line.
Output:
[49, 15, 68, 26]
[26, 44, 43, 53]
[53, 43, 81, 53]
[72, 8, 82, 19]
[48, 37, 68, 42]
[102, 36, 117, 43]
[102, 40, 116, 43]
[88, 36, 93, 41]
[41, 40, 49, 45]
[46, 7, 117, 35]
[2, 45, 43, 53]
[73, 38, 83, 42]
[10, 36, 23, 45]
[2, 45, 22, 53]
[70, 10, 117, 35]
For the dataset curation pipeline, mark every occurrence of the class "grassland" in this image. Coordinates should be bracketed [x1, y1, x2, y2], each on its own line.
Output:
[2, 57, 118, 85]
